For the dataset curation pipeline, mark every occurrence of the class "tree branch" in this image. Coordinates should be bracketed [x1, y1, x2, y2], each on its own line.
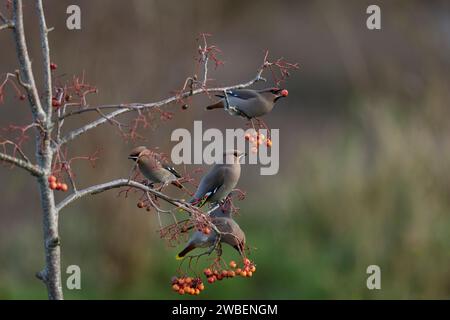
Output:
[0, 151, 44, 176]
[36, 0, 53, 122]
[12, 0, 46, 122]
[0, 21, 13, 30]
[0, 11, 13, 30]
[56, 178, 198, 213]
[58, 73, 265, 147]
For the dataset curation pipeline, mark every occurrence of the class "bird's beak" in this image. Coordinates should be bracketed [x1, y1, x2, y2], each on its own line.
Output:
[128, 156, 138, 161]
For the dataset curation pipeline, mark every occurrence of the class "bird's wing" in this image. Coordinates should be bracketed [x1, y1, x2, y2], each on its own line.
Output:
[216, 89, 259, 100]
[176, 231, 215, 259]
[194, 166, 226, 201]
[153, 153, 182, 178]
[213, 218, 244, 248]
[162, 164, 182, 178]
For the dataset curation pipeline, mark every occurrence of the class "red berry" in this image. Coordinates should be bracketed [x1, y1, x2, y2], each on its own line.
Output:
[204, 268, 212, 277]
[60, 183, 68, 192]
[52, 99, 60, 107]
[50, 63, 57, 71]
[207, 277, 215, 284]
[281, 89, 288, 97]
[49, 182, 57, 190]
[56, 182, 63, 190]
[48, 175, 57, 183]
[19, 94, 26, 101]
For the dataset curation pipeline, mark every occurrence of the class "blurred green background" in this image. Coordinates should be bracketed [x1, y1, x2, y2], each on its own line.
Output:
[1, 0, 450, 299]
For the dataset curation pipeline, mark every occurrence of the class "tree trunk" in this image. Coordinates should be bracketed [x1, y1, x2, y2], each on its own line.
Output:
[37, 137, 64, 300]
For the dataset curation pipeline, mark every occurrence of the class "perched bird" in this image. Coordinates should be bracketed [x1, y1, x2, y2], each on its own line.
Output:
[190, 150, 245, 206]
[176, 215, 246, 259]
[205, 88, 288, 119]
[128, 146, 182, 188]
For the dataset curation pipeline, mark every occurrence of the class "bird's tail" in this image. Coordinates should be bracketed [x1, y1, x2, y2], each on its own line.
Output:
[205, 101, 224, 110]
[176, 244, 196, 260]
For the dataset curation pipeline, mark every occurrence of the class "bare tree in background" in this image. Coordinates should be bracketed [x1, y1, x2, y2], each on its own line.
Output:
[0, 1, 297, 299]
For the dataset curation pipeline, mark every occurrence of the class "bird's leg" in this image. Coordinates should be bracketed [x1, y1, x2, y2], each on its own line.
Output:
[143, 180, 155, 189]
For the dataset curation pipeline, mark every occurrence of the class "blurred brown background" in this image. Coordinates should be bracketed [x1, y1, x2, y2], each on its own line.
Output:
[1, 0, 450, 299]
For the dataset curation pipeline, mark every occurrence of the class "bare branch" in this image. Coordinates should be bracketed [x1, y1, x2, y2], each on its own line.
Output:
[0, 22, 13, 30]
[0, 151, 44, 176]
[0, 11, 13, 30]
[12, 0, 46, 121]
[36, 0, 53, 121]
[0, 11, 8, 23]
[58, 74, 265, 147]
[56, 178, 198, 213]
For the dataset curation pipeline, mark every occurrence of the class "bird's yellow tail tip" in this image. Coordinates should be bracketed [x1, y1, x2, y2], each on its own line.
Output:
[175, 254, 184, 260]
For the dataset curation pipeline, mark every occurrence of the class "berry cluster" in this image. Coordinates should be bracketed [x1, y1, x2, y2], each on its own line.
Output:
[204, 259, 256, 284]
[171, 276, 205, 296]
[245, 131, 272, 154]
[48, 175, 68, 192]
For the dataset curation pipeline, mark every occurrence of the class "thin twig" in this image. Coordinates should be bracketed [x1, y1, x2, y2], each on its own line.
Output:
[58, 75, 266, 147]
